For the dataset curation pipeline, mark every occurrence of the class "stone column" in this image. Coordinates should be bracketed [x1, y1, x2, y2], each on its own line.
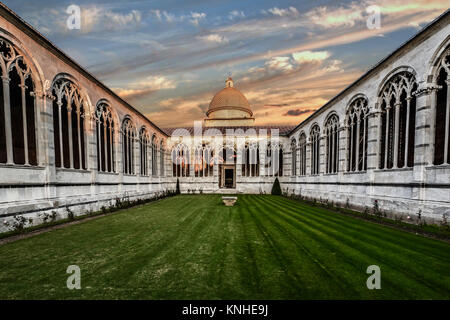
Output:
[404, 96, 412, 167]
[413, 82, 439, 181]
[444, 78, 450, 164]
[67, 106, 74, 169]
[349, 121, 354, 171]
[306, 140, 312, 176]
[36, 90, 57, 201]
[338, 126, 347, 173]
[384, 106, 391, 169]
[189, 144, 194, 177]
[19, 84, 29, 165]
[96, 119, 102, 171]
[367, 110, 381, 171]
[109, 122, 114, 172]
[319, 135, 326, 175]
[355, 118, 361, 171]
[2, 76, 13, 165]
[236, 142, 243, 178]
[393, 102, 401, 168]
[362, 116, 368, 170]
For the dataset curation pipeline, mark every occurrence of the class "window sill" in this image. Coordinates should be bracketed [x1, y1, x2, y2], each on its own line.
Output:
[343, 170, 367, 175]
[0, 164, 45, 170]
[425, 164, 450, 170]
[374, 167, 413, 173]
[98, 171, 119, 176]
[56, 167, 89, 173]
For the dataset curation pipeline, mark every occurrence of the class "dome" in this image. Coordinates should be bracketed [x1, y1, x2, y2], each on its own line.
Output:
[206, 77, 253, 117]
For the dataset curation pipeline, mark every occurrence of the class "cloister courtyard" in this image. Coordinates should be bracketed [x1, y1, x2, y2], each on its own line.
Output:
[0, 194, 448, 300]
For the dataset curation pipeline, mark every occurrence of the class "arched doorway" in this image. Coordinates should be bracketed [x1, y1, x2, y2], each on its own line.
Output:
[218, 146, 236, 188]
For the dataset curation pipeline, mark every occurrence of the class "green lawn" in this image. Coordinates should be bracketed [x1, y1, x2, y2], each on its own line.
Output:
[0, 194, 449, 299]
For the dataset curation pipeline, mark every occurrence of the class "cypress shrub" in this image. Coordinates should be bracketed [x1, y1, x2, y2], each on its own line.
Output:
[176, 178, 181, 195]
[271, 178, 281, 195]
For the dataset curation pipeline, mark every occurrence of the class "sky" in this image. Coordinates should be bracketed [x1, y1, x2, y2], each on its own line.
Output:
[3, 0, 449, 128]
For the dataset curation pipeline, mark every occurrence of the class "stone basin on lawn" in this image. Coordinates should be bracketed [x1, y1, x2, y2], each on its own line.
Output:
[222, 196, 237, 206]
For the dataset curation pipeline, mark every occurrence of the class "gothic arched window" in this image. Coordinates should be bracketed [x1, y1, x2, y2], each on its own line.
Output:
[291, 139, 297, 176]
[160, 140, 165, 177]
[151, 135, 158, 176]
[310, 125, 321, 175]
[298, 133, 307, 176]
[139, 128, 149, 176]
[52, 78, 87, 170]
[172, 144, 190, 177]
[279, 146, 284, 177]
[325, 114, 339, 174]
[434, 48, 450, 165]
[122, 118, 136, 175]
[204, 145, 214, 177]
[266, 142, 282, 177]
[194, 144, 214, 177]
[242, 143, 259, 177]
[379, 72, 417, 169]
[0, 38, 37, 166]
[95, 102, 115, 173]
[194, 145, 204, 177]
[347, 97, 369, 172]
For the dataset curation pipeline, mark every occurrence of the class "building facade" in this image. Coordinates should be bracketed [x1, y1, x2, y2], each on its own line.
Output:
[0, 4, 449, 233]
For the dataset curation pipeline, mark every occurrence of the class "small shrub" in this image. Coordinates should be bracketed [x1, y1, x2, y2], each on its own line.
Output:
[50, 211, 58, 222]
[271, 178, 282, 195]
[363, 206, 369, 218]
[176, 178, 180, 195]
[66, 206, 75, 221]
[5, 215, 30, 232]
[373, 199, 381, 218]
[441, 213, 450, 232]
[442, 213, 448, 226]
[335, 202, 341, 212]
[41, 212, 50, 224]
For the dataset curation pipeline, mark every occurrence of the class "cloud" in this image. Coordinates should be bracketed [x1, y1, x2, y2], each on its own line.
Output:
[266, 6, 299, 17]
[81, 6, 142, 33]
[246, 50, 336, 80]
[284, 108, 316, 116]
[190, 12, 206, 26]
[305, 0, 449, 29]
[228, 10, 245, 20]
[264, 104, 290, 108]
[113, 75, 176, 100]
[197, 34, 229, 44]
[292, 50, 331, 63]
[306, 3, 364, 28]
[151, 10, 179, 23]
[265, 56, 295, 72]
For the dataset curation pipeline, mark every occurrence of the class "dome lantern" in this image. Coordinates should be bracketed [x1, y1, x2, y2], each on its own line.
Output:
[225, 77, 234, 88]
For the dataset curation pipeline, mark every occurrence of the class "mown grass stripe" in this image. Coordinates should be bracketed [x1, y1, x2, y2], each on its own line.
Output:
[257, 196, 449, 298]
[276, 196, 450, 260]
[247, 195, 362, 299]
[266, 196, 450, 264]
